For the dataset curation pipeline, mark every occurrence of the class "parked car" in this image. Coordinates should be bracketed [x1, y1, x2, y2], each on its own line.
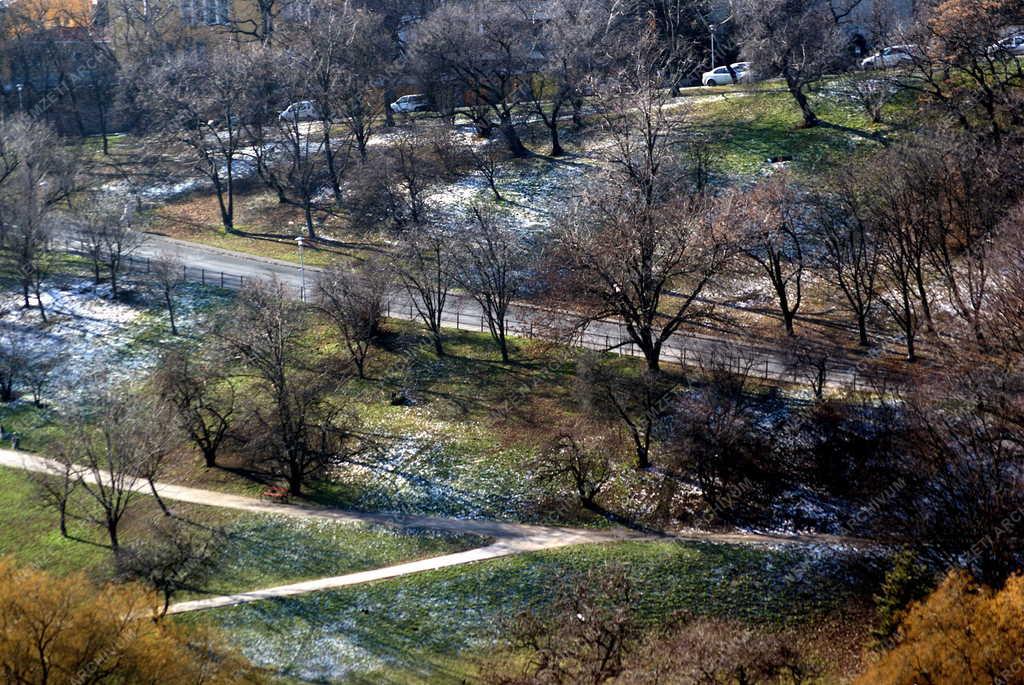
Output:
[988, 33, 1024, 58]
[390, 94, 432, 113]
[860, 45, 919, 70]
[701, 63, 751, 87]
[278, 101, 320, 122]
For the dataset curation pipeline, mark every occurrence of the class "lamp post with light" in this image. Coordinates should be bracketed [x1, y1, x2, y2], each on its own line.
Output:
[708, 16, 733, 71]
[295, 236, 306, 303]
[709, 24, 717, 69]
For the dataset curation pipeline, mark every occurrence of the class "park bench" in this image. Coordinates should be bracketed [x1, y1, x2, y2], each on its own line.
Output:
[261, 485, 290, 504]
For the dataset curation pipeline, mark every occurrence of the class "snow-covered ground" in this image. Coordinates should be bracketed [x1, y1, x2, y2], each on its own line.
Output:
[427, 151, 596, 234]
[0, 277, 229, 407]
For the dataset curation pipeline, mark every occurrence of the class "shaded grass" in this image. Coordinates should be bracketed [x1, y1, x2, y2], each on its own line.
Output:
[183, 539, 877, 684]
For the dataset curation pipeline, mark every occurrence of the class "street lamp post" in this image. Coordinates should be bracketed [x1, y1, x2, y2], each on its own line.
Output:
[709, 24, 716, 69]
[295, 236, 306, 303]
[15, 83, 23, 112]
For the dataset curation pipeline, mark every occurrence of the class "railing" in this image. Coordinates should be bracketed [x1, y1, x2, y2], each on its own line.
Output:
[60, 238, 869, 389]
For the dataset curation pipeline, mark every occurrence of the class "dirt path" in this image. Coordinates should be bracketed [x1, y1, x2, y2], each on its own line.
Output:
[0, 449, 877, 614]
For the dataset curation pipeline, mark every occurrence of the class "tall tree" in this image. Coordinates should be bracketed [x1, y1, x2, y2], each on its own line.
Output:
[729, 174, 808, 337]
[736, 0, 852, 127]
[143, 47, 249, 232]
[0, 116, 78, 320]
[813, 172, 880, 347]
[455, 208, 531, 363]
[409, 0, 536, 156]
[393, 224, 458, 356]
[219, 282, 354, 495]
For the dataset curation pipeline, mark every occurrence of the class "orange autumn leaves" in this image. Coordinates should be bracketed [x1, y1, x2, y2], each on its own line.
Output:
[0, 557, 255, 684]
[860, 571, 1024, 685]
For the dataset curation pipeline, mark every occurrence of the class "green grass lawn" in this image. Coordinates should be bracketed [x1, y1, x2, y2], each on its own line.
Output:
[0, 466, 487, 595]
[182, 538, 876, 684]
[688, 84, 897, 177]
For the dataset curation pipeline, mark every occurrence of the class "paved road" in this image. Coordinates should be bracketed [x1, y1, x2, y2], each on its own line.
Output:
[122, 233, 870, 390]
[0, 448, 876, 614]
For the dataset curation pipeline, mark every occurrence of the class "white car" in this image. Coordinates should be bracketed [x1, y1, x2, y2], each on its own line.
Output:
[278, 101, 320, 122]
[860, 45, 918, 70]
[390, 94, 432, 113]
[701, 63, 751, 87]
[988, 34, 1024, 58]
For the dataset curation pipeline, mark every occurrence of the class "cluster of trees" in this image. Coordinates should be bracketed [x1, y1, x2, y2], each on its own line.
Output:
[494, 561, 1024, 684]
[496, 566, 816, 684]
[0, 557, 255, 683]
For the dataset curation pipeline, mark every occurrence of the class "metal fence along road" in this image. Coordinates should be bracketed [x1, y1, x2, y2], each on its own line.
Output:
[63, 237, 878, 391]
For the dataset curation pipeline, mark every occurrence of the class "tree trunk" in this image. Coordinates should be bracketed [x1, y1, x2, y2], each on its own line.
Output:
[202, 446, 217, 469]
[287, 460, 303, 497]
[149, 478, 171, 516]
[857, 314, 869, 347]
[497, 110, 529, 157]
[323, 124, 343, 202]
[549, 121, 564, 157]
[383, 88, 395, 128]
[572, 97, 585, 129]
[787, 78, 819, 128]
[58, 502, 68, 538]
[783, 310, 795, 336]
[106, 518, 120, 551]
[635, 443, 650, 470]
[34, 278, 47, 323]
[303, 202, 317, 240]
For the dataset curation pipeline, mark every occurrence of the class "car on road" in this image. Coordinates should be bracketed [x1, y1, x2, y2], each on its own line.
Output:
[860, 45, 919, 70]
[701, 63, 752, 87]
[988, 33, 1024, 58]
[278, 101, 320, 123]
[390, 94, 432, 113]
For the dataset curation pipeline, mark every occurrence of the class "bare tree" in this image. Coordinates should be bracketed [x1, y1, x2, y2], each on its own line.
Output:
[466, 140, 506, 202]
[735, 0, 852, 128]
[500, 565, 638, 685]
[553, 33, 730, 372]
[23, 346, 57, 407]
[29, 458, 78, 539]
[316, 262, 391, 378]
[59, 392, 171, 551]
[409, 0, 536, 156]
[785, 337, 838, 400]
[526, 0, 624, 155]
[556, 188, 728, 372]
[348, 126, 453, 232]
[393, 224, 458, 356]
[150, 254, 186, 335]
[219, 281, 355, 495]
[813, 174, 880, 347]
[0, 325, 26, 402]
[117, 518, 222, 617]
[455, 208, 531, 363]
[0, 116, 78, 320]
[73, 197, 144, 299]
[729, 175, 808, 337]
[153, 348, 235, 469]
[575, 354, 678, 470]
[142, 46, 250, 232]
[863, 144, 944, 360]
[669, 352, 777, 516]
[899, 0, 1024, 140]
[536, 425, 615, 512]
